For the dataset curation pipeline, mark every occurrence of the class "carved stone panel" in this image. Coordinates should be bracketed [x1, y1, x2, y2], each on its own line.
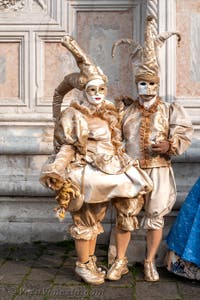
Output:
[35, 34, 81, 108]
[77, 10, 134, 99]
[173, 0, 200, 128]
[0, 0, 60, 25]
[176, 0, 200, 98]
[0, 33, 28, 108]
[0, 42, 19, 99]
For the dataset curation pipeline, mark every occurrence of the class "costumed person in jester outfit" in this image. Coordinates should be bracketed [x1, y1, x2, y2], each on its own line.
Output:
[166, 176, 200, 281]
[40, 35, 153, 285]
[107, 16, 193, 282]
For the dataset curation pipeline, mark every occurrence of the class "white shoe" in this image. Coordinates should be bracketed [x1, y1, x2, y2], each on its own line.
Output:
[75, 260, 105, 285]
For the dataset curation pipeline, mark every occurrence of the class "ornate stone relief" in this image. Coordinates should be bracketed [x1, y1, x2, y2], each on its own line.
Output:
[146, 0, 158, 36]
[0, 0, 47, 11]
[35, 0, 46, 10]
[0, 0, 25, 11]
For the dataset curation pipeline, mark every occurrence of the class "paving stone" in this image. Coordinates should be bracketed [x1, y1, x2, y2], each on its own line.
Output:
[44, 245, 68, 258]
[91, 286, 134, 300]
[135, 281, 181, 300]
[0, 284, 18, 300]
[0, 261, 29, 284]
[105, 272, 134, 287]
[178, 280, 200, 297]
[27, 267, 57, 281]
[54, 266, 82, 285]
[62, 256, 77, 267]
[0, 261, 30, 275]
[0, 245, 13, 260]
[66, 249, 77, 257]
[8, 243, 44, 262]
[89, 287, 105, 300]
[182, 297, 200, 300]
[32, 254, 63, 268]
[0, 274, 24, 285]
[0, 259, 6, 268]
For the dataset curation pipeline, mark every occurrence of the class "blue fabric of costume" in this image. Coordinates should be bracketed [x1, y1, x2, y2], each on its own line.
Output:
[166, 177, 200, 267]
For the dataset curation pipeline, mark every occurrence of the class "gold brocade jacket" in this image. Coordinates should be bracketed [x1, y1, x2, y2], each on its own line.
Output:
[122, 97, 193, 169]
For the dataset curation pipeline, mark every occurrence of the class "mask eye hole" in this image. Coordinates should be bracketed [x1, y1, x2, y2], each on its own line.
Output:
[86, 86, 97, 93]
[149, 82, 155, 85]
[140, 82, 146, 86]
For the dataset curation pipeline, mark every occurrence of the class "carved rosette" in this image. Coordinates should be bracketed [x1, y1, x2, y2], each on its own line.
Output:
[0, 0, 25, 11]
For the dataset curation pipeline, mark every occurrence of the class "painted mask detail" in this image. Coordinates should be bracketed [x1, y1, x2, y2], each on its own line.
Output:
[137, 81, 158, 96]
[85, 79, 107, 105]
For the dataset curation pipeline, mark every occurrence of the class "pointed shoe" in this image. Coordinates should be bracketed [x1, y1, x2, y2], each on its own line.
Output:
[75, 260, 104, 285]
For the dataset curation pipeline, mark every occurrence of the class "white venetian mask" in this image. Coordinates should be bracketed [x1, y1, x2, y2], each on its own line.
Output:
[137, 81, 158, 96]
[85, 79, 107, 106]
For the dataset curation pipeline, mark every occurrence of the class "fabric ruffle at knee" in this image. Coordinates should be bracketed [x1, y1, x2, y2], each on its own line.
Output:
[140, 215, 164, 230]
[114, 195, 144, 231]
[116, 213, 139, 231]
[68, 222, 104, 240]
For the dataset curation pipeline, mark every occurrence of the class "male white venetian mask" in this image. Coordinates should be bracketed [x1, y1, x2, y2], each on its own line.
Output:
[85, 79, 107, 106]
[137, 80, 158, 101]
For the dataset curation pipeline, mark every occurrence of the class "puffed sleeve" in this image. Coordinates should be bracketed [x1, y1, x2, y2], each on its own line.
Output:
[168, 102, 193, 156]
[40, 107, 88, 189]
[40, 144, 75, 190]
[55, 106, 88, 155]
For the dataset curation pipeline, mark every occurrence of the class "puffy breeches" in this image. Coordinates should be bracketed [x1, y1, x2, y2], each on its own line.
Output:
[140, 166, 177, 230]
[69, 196, 144, 240]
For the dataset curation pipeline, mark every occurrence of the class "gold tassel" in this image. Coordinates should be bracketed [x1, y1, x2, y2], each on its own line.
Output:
[54, 179, 81, 220]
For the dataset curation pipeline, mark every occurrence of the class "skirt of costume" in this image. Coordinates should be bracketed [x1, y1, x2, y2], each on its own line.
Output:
[69, 163, 152, 204]
[166, 177, 200, 280]
[167, 177, 200, 266]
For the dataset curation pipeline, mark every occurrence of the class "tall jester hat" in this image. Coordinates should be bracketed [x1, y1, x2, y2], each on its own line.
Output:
[112, 16, 181, 90]
[53, 35, 108, 120]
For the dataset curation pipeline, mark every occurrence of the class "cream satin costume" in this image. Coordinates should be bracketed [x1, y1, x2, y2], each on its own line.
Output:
[111, 16, 193, 231]
[107, 16, 193, 282]
[123, 96, 193, 229]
